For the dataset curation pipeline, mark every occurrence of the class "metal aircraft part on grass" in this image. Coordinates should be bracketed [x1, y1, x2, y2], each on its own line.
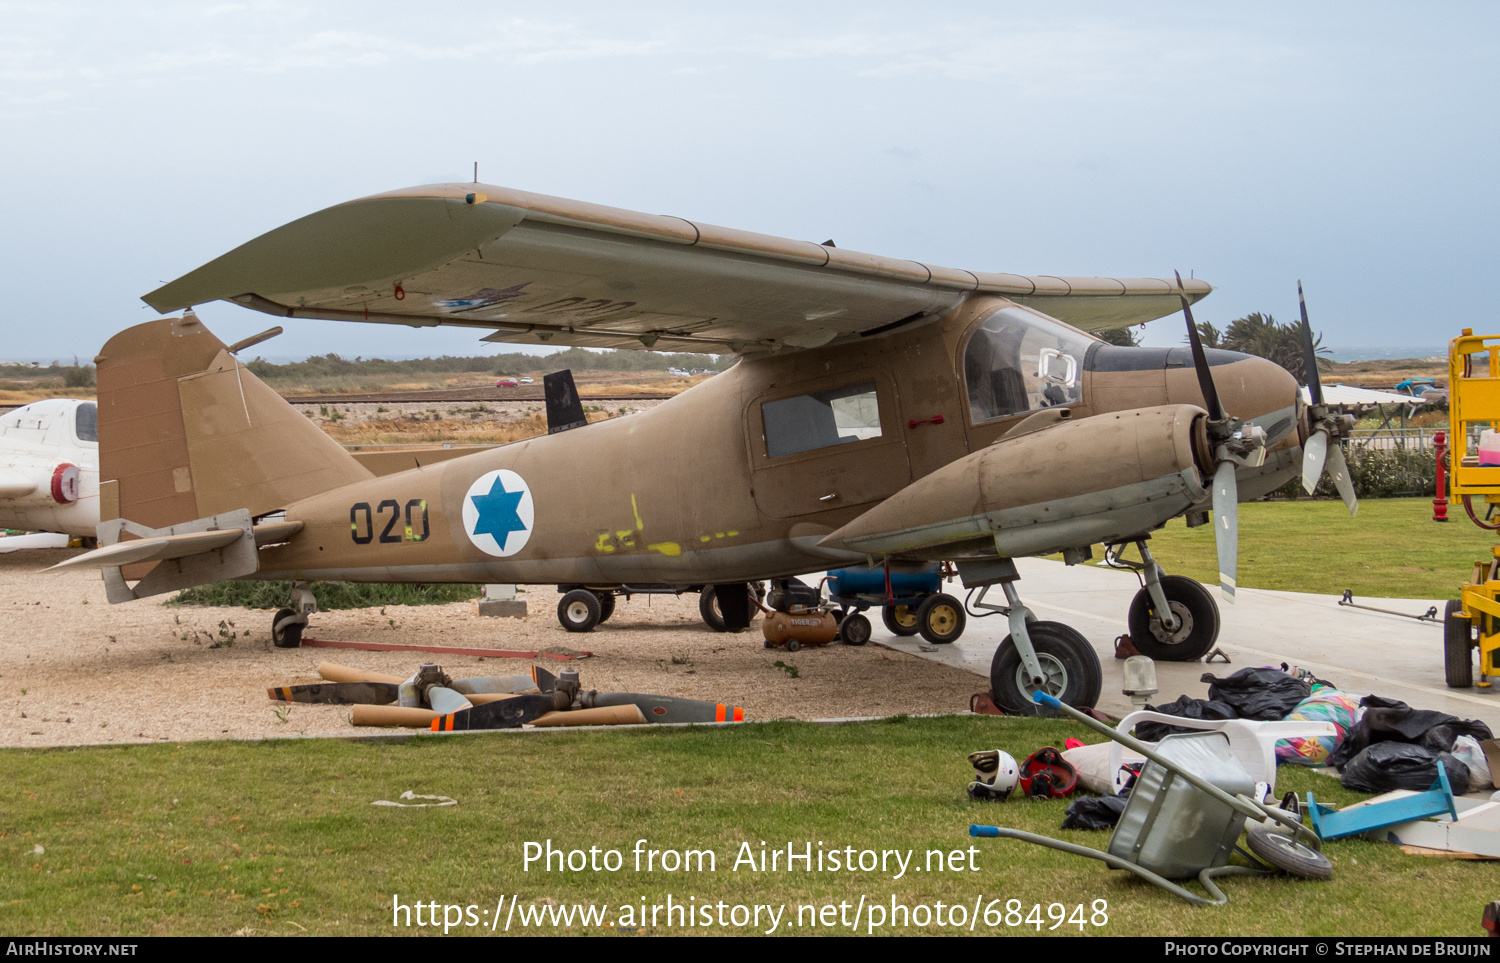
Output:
[60, 182, 1338, 713]
[0, 399, 100, 538]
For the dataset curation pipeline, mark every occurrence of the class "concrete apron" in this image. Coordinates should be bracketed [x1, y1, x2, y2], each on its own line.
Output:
[874, 557, 1500, 729]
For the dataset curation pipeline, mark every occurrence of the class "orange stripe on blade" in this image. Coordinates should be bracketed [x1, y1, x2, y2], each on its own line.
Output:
[733, 707, 743, 721]
[716, 705, 726, 722]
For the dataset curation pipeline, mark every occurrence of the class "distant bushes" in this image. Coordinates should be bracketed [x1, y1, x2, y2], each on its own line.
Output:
[1272, 444, 1436, 500]
[169, 580, 482, 610]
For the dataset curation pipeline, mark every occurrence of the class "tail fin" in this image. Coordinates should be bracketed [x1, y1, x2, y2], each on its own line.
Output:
[95, 313, 372, 527]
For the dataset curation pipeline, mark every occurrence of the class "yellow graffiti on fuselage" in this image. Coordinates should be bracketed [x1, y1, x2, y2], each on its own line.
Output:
[593, 496, 733, 557]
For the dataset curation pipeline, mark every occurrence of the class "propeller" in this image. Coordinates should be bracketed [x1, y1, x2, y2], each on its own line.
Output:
[532, 666, 746, 724]
[1296, 282, 1358, 515]
[1177, 271, 1269, 603]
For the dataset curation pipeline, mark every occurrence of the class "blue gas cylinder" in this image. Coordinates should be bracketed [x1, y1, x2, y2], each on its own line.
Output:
[826, 563, 941, 599]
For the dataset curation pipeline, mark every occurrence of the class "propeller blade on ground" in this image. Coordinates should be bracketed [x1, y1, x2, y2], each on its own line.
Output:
[450, 674, 534, 695]
[1212, 460, 1239, 603]
[530, 665, 557, 693]
[591, 693, 746, 724]
[1302, 429, 1329, 495]
[1298, 280, 1325, 408]
[1326, 442, 1359, 516]
[426, 686, 473, 714]
[1177, 270, 1226, 422]
[431, 692, 562, 731]
[267, 682, 398, 705]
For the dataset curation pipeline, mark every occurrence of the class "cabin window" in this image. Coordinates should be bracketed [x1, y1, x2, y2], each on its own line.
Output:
[963, 306, 1094, 424]
[74, 402, 98, 443]
[763, 381, 882, 458]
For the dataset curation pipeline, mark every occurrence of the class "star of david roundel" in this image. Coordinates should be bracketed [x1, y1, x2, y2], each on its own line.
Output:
[461, 469, 535, 557]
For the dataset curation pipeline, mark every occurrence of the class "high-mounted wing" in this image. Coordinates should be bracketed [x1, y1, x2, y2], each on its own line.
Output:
[144, 183, 1210, 355]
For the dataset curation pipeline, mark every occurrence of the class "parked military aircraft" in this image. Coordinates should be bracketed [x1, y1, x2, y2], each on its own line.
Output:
[0, 399, 99, 538]
[57, 183, 1348, 712]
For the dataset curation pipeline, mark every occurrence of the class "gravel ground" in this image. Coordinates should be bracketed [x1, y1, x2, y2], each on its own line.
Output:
[0, 550, 987, 748]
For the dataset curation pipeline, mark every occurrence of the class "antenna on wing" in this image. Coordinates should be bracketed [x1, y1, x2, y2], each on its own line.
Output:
[473, 162, 478, 184]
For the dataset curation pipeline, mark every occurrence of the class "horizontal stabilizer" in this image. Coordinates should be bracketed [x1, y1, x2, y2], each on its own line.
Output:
[49, 528, 243, 571]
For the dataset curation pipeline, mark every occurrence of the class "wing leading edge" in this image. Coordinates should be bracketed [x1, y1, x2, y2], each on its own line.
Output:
[144, 183, 1210, 355]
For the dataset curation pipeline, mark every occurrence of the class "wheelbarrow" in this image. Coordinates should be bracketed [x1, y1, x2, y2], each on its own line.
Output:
[970, 691, 1332, 906]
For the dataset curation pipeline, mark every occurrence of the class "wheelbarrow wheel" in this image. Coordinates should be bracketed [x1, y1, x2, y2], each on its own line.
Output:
[989, 621, 1102, 714]
[1245, 826, 1333, 880]
[1445, 600, 1474, 689]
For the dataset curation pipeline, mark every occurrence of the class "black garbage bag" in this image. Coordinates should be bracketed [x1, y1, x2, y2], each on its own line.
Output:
[1200, 667, 1311, 721]
[1061, 794, 1129, 830]
[1135, 695, 1240, 741]
[1327, 696, 1494, 770]
[1339, 741, 1471, 795]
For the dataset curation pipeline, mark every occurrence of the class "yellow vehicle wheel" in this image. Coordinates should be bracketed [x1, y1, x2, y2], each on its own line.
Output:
[882, 603, 921, 637]
[917, 593, 966, 645]
[1445, 600, 1474, 689]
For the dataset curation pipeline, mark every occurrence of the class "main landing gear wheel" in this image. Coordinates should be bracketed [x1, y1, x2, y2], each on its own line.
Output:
[1245, 827, 1333, 881]
[700, 587, 727, 632]
[597, 592, 616, 625]
[1127, 575, 1220, 662]
[989, 621, 1102, 714]
[1445, 599, 1475, 689]
[271, 608, 304, 649]
[882, 603, 921, 637]
[917, 593, 965, 645]
[558, 589, 602, 633]
[839, 612, 872, 646]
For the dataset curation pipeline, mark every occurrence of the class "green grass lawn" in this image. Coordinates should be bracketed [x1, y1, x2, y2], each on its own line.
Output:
[1102, 497, 1495, 600]
[2, 717, 1494, 937]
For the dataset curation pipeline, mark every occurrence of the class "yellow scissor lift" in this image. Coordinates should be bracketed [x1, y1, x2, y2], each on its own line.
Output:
[1444, 329, 1500, 688]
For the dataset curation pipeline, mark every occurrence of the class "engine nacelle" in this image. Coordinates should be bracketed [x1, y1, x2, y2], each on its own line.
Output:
[820, 405, 1210, 561]
[0, 462, 79, 505]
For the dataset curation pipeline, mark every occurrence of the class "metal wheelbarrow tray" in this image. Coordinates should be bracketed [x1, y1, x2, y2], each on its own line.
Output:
[971, 692, 1332, 906]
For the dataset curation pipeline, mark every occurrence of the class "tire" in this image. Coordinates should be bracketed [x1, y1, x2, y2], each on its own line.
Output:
[557, 589, 601, 633]
[597, 592, 616, 625]
[989, 622, 1102, 714]
[699, 587, 726, 632]
[1445, 599, 1475, 689]
[1126, 576, 1220, 662]
[840, 613, 872, 646]
[786, 638, 801, 652]
[271, 608, 303, 649]
[1245, 827, 1333, 881]
[917, 593, 966, 645]
[882, 603, 921, 637]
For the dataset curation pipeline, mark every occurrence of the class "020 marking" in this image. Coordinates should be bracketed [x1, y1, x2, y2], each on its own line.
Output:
[350, 499, 429, 544]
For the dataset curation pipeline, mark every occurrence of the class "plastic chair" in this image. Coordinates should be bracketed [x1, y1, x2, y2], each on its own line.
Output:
[1109, 710, 1338, 794]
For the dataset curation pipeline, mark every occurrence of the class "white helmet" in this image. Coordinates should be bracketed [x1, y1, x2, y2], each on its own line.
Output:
[967, 749, 1019, 802]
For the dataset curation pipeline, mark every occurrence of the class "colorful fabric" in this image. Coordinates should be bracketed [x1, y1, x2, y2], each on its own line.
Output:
[1275, 686, 1362, 766]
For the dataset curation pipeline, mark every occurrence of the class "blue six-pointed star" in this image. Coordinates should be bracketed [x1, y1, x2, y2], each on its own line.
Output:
[469, 475, 527, 549]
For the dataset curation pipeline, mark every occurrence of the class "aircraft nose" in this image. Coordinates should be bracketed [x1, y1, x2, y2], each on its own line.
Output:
[1167, 348, 1301, 446]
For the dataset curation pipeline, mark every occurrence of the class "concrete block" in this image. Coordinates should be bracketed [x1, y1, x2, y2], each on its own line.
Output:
[478, 599, 528, 619]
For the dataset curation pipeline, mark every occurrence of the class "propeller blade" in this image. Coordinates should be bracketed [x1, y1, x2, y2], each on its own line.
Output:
[1177, 270, 1226, 422]
[1302, 428, 1329, 495]
[1297, 280, 1324, 408]
[530, 665, 557, 693]
[450, 673, 535, 696]
[1212, 460, 1239, 603]
[430, 692, 566, 731]
[1326, 441, 1359, 516]
[590, 692, 746, 724]
[267, 682, 397, 705]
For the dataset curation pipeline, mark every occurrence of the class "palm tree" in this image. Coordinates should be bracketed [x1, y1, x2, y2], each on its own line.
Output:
[1191, 312, 1331, 385]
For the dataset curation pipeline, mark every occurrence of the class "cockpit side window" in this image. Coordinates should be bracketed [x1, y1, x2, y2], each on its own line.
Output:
[74, 402, 98, 443]
[963, 306, 1094, 424]
[762, 381, 882, 458]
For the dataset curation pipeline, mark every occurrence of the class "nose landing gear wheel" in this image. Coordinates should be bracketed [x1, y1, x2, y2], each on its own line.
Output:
[558, 589, 602, 633]
[882, 603, 921, 637]
[1126, 575, 1220, 662]
[916, 593, 965, 645]
[988, 621, 1102, 714]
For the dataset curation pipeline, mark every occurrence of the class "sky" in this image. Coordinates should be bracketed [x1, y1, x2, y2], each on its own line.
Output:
[1, 2, 1496, 362]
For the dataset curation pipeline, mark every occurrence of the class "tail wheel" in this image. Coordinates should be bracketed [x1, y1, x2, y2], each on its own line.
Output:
[1445, 599, 1475, 689]
[882, 603, 921, 637]
[271, 608, 304, 649]
[916, 593, 965, 645]
[557, 589, 602, 633]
